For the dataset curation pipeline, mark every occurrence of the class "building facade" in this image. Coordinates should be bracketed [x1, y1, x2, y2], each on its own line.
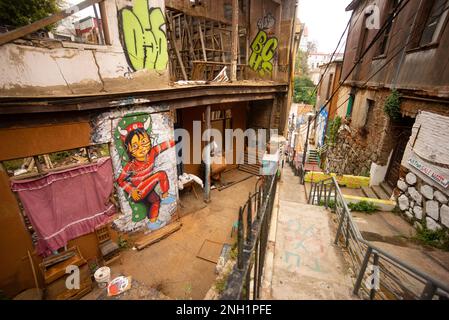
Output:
[326, 0, 449, 230]
[0, 0, 298, 297]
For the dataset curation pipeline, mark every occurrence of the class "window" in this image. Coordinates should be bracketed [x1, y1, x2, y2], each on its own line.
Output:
[48, 1, 110, 45]
[409, 0, 449, 49]
[420, 0, 449, 46]
[376, 0, 401, 57]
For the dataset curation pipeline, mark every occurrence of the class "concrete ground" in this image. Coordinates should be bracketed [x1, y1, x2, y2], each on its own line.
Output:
[264, 166, 356, 300]
[352, 211, 449, 287]
[83, 169, 258, 300]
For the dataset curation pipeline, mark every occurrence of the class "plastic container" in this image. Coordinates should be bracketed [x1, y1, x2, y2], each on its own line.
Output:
[94, 266, 111, 288]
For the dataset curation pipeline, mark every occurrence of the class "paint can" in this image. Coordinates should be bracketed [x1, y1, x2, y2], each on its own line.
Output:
[94, 266, 111, 288]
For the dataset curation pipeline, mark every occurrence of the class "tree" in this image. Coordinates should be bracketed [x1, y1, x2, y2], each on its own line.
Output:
[0, 0, 60, 28]
[295, 49, 309, 77]
[293, 76, 316, 105]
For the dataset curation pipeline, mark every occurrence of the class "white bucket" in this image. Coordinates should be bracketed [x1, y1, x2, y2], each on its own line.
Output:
[94, 266, 111, 288]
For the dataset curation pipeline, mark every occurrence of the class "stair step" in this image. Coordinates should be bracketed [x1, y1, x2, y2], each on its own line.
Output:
[372, 185, 390, 200]
[380, 182, 393, 198]
[362, 186, 378, 199]
[238, 164, 261, 175]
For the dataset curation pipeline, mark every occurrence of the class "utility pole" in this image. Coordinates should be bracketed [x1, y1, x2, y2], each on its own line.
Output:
[230, 0, 239, 82]
[301, 115, 312, 185]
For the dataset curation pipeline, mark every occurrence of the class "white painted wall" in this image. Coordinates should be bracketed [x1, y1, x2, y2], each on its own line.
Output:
[370, 150, 393, 187]
[0, 0, 169, 97]
[401, 111, 449, 195]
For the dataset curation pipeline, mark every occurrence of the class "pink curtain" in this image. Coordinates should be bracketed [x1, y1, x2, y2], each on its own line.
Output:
[11, 158, 116, 256]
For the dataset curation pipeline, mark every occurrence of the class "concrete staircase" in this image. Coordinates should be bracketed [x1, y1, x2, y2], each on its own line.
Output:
[238, 147, 264, 176]
[361, 181, 393, 201]
[306, 149, 320, 166]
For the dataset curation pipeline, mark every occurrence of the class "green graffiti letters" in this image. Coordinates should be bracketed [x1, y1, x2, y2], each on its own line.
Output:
[249, 30, 278, 77]
[120, 0, 168, 71]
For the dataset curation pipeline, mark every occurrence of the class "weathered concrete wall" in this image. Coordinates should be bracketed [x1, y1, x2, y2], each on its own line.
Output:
[0, 0, 170, 97]
[401, 111, 449, 195]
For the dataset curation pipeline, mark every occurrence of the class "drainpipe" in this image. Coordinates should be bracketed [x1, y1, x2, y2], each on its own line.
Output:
[204, 106, 211, 203]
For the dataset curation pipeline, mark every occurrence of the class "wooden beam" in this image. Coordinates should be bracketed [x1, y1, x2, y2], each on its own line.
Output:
[99, 1, 111, 45]
[198, 21, 208, 62]
[230, 0, 239, 82]
[167, 12, 188, 81]
[135, 221, 182, 250]
[0, 0, 103, 46]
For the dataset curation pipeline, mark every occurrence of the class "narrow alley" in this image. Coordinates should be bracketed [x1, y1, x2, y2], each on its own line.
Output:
[266, 165, 355, 300]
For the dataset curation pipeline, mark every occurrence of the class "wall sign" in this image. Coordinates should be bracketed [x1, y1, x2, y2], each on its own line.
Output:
[408, 157, 449, 188]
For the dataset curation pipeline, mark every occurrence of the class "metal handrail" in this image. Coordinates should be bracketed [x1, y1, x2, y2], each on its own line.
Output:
[220, 173, 278, 300]
[308, 176, 449, 300]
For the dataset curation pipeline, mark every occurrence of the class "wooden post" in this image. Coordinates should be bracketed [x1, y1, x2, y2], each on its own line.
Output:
[204, 106, 211, 203]
[99, 0, 111, 45]
[33, 156, 44, 174]
[198, 21, 208, 62]
[93, 2, 105, 45]
[230, 0, 239, 82]
[167, 12, 188, 80]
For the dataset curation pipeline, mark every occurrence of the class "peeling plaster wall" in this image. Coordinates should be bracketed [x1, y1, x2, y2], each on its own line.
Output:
[0, 0, 169, 97]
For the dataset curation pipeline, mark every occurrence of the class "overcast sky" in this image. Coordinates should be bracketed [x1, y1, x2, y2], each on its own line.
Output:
[298, 0, 353, 53]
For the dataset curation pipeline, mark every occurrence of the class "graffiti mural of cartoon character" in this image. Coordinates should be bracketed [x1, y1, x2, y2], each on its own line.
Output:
[115, 115, 175, 231]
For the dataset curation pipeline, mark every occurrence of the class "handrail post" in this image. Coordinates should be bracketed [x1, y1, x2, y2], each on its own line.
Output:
[421, 282, 437, 300]
[370, 252, 379, 300]
[334, 210, 346, 245]
[308, 183, 314, 204]
[237, 207, 244, 270]
[324, 184, 328, 209]
[353, 247, 373, 296]
[246, 193, 252, 244]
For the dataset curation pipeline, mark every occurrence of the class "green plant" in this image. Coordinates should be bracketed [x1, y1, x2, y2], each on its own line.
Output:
[348, 201, 379, 213]
[319, 199, 336, 210]
[293, 76, 317, 105]
[214, 274, 229, 294]
[415, 227, 449, 251]
[326, 116, 342, 145]
[384, 89, 402, 121]
[360, 168, 371, 178]
[118, 235, 129, 249]
[0, 0, 61, 30]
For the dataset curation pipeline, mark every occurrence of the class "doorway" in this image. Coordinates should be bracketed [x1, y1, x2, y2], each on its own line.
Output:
[385, 118, 415, 187]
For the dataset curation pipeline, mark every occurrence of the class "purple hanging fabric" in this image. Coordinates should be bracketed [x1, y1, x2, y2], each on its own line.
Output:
[11, 157, 116, 256]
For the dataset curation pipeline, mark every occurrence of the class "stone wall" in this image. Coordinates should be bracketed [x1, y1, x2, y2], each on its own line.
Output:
[325, 125, 377, 176]
[397, 172, 449, 232]
[325, 89, 394, 176]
